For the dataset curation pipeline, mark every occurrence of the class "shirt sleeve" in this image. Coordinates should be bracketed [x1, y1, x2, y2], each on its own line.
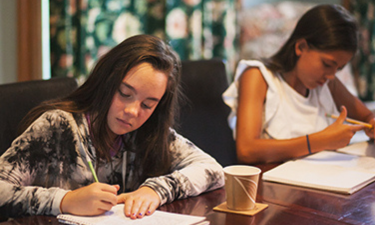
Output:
[0, 110, 76, 217]
[141, 129, 224, 205]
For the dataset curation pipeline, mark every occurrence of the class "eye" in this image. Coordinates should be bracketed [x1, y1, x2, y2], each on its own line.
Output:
[322, 61, 332, 68]
[118, 89, 131, 98]
[141, 103, 152, 109]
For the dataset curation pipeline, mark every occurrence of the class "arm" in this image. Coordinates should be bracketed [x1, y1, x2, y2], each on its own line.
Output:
[117, 129, 224, 219]
[236, 68, 364, 164]
[0, 180, 68, 217]
[0, 110, 118, 218]
[329, 77, 375, 138]
[143, 130, 224, 203]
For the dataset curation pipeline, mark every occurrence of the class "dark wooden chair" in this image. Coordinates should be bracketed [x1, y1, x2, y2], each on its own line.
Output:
[0, 77, 78, 155]
[177, 59, 237, 166]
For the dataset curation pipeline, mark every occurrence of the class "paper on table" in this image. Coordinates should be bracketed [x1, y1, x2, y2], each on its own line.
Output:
[57, 204, 209, 225]
[338, 141, 375, 158]
[262, 151, 375, 194]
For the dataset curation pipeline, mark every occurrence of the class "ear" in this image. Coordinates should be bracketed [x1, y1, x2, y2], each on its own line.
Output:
[295, 39, 309, 56]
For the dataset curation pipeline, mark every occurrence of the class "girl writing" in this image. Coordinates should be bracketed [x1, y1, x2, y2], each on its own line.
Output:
[223, 4, 375, 164]
[0, 34, 224, 219]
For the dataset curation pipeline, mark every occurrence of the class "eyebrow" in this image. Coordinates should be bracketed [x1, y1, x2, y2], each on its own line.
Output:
[121, 83, 161, 102]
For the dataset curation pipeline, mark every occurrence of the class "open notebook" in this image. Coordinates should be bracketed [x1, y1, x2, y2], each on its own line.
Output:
[57, 204, 209, 225]
[262, 142, 375, 194]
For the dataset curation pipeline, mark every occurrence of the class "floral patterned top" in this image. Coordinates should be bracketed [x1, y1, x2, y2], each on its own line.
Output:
[0, 110, 224, 218]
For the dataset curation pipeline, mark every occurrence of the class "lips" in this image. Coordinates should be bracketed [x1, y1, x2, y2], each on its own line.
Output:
[317, 80, 326, 86]
[117, 118, 132, 127]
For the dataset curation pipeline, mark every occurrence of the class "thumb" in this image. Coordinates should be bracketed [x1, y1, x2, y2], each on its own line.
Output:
[335, 106, 347, 124]
[116, 193, 127, 204]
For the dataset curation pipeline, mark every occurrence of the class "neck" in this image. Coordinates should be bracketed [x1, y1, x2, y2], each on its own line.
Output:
[280, 71, 308, 97]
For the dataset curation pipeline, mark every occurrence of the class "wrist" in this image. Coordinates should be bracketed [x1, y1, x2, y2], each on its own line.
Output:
[60, 191, 72, 214]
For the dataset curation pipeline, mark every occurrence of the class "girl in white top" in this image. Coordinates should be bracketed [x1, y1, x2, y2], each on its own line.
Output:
[223, 4, 375, 164]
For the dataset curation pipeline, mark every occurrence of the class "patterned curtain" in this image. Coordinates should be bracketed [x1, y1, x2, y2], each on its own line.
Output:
[49, 0, 238, 82]
[350, 0, 375, 101]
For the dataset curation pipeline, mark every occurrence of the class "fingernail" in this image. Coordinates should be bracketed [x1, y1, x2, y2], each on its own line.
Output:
[147, 211, 151, 215]
[139, 213, 142, 216]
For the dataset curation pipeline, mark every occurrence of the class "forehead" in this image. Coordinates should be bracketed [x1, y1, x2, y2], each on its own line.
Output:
[121, 63, 168, 96]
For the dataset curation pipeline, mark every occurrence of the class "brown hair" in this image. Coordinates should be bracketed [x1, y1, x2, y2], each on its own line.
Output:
[20, 34, 181, 181]
[262, 4, 358, 73]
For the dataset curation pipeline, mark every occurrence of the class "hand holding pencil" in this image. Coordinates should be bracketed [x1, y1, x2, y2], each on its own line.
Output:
[325, 113, 373, 129]
[318, 106, 369, 150]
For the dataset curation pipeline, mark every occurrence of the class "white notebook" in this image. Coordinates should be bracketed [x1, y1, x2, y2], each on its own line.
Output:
[262, 149, 375, 194]
[57, 204, 209, 225]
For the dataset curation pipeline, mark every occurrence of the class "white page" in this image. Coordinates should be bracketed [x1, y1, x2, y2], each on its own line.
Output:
[262, 151, 375, 194]
[57, 204, 208, 225]
[301, 150, 375, 172]
[338, 141, 375, 158]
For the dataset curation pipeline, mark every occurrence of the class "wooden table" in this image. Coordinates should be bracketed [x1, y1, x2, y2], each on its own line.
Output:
[1, 163, 374, 225]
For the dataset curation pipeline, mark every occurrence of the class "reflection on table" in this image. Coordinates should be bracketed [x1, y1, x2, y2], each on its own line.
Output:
[1, 163, 374, 225]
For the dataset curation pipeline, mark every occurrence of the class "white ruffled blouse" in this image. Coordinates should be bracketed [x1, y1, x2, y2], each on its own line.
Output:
[222, 60, 339, 139]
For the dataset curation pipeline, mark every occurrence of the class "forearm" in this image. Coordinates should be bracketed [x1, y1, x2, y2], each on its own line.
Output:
[141, 171, 191, 205]
[237, 135, 328, 164]
[0, 180, 68, 217]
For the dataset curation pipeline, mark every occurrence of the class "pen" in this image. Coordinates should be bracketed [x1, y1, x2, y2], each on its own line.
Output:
[325, 113, 373, 129]
[86, 154, 99, 182]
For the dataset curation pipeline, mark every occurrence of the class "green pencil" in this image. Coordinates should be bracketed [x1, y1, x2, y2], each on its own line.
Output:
[86, 154, 99, 182]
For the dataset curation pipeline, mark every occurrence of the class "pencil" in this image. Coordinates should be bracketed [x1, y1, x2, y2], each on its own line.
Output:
[325, 113, 373, 129]
[86, 154, 99, 182]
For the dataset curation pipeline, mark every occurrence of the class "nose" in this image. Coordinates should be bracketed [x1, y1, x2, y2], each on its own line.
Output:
[325, 68, 337, 80]
[325, 73, 335, 80]
[124, 101, 140, 117]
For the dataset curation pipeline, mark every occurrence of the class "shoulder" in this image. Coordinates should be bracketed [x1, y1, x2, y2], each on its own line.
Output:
[234, 60, 270, 80]
[239, 66, 268, 94]
[29, 109, 84, 132]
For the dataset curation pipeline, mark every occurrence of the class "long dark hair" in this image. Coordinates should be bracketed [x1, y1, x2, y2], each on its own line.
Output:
[20, 34, 181, 181]
[263, 4, 359, 73]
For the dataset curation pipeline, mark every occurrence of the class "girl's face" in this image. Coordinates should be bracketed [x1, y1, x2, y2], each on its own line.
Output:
[107, 62, 168, 140]
[294, 40, 353, 90]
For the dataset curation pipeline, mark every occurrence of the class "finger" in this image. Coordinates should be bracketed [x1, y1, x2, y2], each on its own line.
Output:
[100, 192, 118, 206]
[117, 194, 126, 204]
[97, 200, 116, 212]
[112, 184, 120, 192]
[145, 201, 159, 216]
[130, 199, 143, 219]
[336, 106, 347, 124]
[137, 201, 150, 218]
[124, 197, 134, 217]
[98, 184, 119, 194]
[351, 124, 365, 132]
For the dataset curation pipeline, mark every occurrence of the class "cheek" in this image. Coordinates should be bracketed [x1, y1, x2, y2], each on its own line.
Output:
[108, 97, 123, 116]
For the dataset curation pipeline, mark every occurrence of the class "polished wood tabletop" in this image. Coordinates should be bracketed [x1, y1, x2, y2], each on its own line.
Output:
[1, 163, 374, 225]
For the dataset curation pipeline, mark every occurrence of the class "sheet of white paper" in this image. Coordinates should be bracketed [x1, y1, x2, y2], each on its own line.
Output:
[57, 204, 208, 225]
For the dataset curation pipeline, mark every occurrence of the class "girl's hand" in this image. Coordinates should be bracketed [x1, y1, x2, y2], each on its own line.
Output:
[60, 183, 120, 216]
[364, 117, 375, 139]
[321, 106, 364, 149]
[117, 186, 160, 219]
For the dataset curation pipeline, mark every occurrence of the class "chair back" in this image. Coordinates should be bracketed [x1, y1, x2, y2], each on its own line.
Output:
[177, 59, 237, 166]
[0, 77, 78, 155]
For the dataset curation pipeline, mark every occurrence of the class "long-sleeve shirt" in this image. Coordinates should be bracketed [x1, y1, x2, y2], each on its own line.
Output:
[0, 109, 224, 218]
